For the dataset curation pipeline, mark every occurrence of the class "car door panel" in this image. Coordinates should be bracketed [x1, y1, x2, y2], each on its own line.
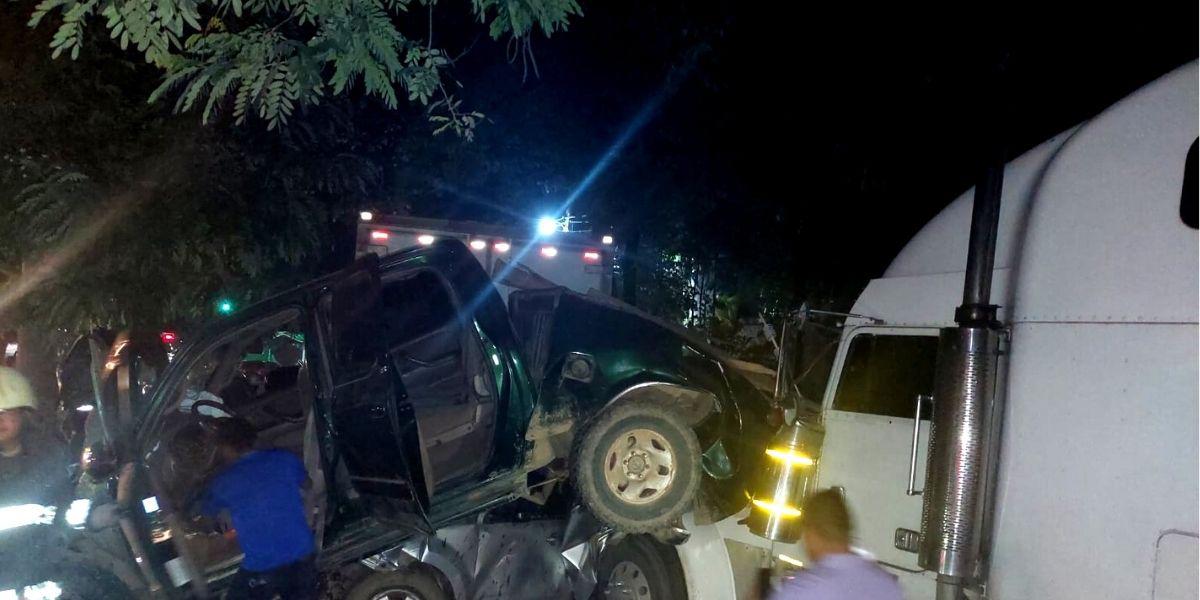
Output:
[374, 265, 505, 495]
[325, 266, 430, 515]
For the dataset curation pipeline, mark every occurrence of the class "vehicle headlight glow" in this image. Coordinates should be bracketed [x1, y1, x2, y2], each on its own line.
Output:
[20, 581, 62, 600]
[0, 504, 56, 531]
[536, 216, 559, 236]
[64, 498, 91, 528]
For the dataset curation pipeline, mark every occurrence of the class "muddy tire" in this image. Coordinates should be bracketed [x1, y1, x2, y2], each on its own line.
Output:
[345, 567, 449, 600]
[574, 401, 701, 533]
[593, 534, 688, 600]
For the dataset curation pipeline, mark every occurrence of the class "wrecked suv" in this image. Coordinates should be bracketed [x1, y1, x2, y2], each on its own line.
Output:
[34, 239, 774, 597]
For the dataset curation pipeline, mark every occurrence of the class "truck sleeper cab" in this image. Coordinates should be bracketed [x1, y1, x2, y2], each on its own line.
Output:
[808, 62, 1198, 599]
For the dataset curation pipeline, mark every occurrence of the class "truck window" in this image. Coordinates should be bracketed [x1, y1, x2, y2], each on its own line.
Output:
[832, 333, 937, 419]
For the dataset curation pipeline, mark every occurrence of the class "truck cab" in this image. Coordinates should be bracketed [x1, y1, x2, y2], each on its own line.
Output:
[805, 62, 1198, 599]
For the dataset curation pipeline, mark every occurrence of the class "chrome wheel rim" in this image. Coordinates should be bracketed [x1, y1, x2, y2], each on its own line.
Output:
[370, 588, 423, 600]
[602, 428, 676, 505]
[602, 560, 653, 599]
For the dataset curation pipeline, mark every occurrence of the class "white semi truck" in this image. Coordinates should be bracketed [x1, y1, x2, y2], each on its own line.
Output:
[724, 61, 1197, 600]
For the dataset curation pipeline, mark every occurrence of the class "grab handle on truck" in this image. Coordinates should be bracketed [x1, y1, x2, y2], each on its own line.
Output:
[906, 394, 931, 496]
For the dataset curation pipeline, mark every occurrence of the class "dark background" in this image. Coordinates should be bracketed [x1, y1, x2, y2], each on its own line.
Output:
[376, 3, 1197, 307]
[1, 2, 1196, 321]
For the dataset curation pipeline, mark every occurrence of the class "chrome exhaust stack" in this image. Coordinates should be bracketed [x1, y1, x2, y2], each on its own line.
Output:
[919, 122, 1007, 599]
[918, 326, 1002, 581]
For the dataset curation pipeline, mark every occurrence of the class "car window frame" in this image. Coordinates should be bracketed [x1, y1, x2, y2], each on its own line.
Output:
[136, 306, 308, 451]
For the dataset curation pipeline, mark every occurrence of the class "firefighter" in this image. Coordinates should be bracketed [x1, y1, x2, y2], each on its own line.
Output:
[0, 366, 71, 507]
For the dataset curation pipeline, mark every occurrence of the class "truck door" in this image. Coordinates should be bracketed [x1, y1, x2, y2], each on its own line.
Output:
[324, 268, 430, 516]
[818, 326, 938, 581]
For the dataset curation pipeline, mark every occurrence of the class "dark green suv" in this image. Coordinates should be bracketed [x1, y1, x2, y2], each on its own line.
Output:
[7, 239, 774, 598]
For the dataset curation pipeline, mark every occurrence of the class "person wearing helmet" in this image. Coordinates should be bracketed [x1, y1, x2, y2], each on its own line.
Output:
[0, 366, 71, 506]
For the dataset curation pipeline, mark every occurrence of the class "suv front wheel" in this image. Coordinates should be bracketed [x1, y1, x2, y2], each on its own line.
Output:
[574, 401, 701, 533]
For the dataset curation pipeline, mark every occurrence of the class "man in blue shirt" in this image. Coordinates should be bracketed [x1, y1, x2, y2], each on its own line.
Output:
[770, 489, 903, 600]
[203, 417, 317, 600]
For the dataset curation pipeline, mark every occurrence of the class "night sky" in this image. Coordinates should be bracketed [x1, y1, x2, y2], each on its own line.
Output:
[2, 2, 1195, 314]
[389, 2, 1198, 303]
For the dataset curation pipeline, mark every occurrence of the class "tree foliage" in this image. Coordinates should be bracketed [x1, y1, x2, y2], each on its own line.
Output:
[0, 9, 384, 331]
[26, 0, 580, 131]
[0, 120, 373, 330]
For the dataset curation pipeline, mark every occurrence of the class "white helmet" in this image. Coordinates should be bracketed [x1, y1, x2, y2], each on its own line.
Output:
[0, 366, 36, 411]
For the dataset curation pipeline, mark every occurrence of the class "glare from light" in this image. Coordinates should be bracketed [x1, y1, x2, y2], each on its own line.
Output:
[75, 404, 94, 413]
[0, 504, 56, 531]
[777, 554, 805, 568]
[601, 235, 614, 245]
[537, 216, 560, 236]
[216, 299, 235, 315]
[751, 498, 802, 518]
[493, 242, 511, 253]
[369, 230, 389, 242]
[159, 331, 178, 344]
[0, 589, 16, 600]
[540, 246, 559, 258]
[142, 496, 160, 513]
[765, 448, 816, 467]
[491, 354, 501, 366]
[466, 80, 675, 324]
[417, 234, 436, 245]
[469, 239, 487, 251]
[64, 498, 91, 528]
[359, 211, 374, 222]
[22, 581, 63, 600]
[582, 250, 601, 263]
[3, 343, 16, 358]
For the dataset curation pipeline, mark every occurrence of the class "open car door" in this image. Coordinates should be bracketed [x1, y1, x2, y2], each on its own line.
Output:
[323, 263, 431, 524]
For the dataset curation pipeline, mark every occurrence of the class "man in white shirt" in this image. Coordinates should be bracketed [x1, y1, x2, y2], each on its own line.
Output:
[771, 489, 903, 600]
